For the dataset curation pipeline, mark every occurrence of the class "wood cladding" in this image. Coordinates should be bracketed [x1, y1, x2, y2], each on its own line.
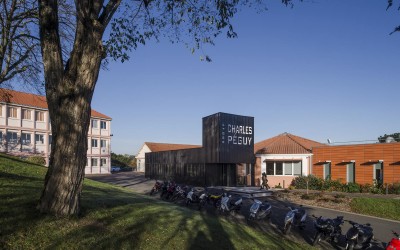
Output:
[312, 143, 400, 184]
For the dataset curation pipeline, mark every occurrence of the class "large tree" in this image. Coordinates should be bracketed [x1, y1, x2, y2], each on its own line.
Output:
[37, 0, 270, 216]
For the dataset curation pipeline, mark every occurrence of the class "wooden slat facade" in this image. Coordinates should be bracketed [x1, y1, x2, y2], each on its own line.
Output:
[145, 113, 254, 186]
[312, 142, 400, 184]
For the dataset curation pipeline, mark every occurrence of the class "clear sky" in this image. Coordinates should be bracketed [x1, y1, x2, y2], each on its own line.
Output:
[91, 1, 400, 155]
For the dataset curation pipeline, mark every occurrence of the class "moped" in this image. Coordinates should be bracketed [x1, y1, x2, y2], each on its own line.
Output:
[311, 214, 344, 246]
[344, 220, 374, 250]
[219, 193, 242, 215]
[248, 198, 272, 221]
[283, 205, 307, 234]
[386, 230, 400, 250]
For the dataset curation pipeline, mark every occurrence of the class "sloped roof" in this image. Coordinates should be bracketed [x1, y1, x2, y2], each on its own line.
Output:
[255, 132, 326, 154]
[145, 142, 201, 152]
[0, 88, 111, 119]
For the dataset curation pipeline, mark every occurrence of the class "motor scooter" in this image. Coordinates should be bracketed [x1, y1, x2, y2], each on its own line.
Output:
[248, 198, 272, 221]
[219, 193, 242, 215]
[311, 214, 343, 246]
[149, 181, 162, 195]
[186, 188, 201, 207]
[283, 205, 307, 234]
[386, 230, 400, 250]
[344, 220, 374, 250]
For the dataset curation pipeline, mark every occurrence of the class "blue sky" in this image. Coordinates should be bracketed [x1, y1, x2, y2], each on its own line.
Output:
[91, 1, 400, 155]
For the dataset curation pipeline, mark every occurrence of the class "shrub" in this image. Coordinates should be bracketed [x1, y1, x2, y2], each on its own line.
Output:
[26, 155, 46, 166]
[345, 182, 361, 193]
[334, 193, 346, 199]
[360, 183, 372, 193]
[291, 175, 323, 190]
[387, 182, 400, 194]
[322, 179, 344, 191]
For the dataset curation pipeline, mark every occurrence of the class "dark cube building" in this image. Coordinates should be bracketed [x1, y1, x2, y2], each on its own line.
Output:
[145, 112, 255, 186]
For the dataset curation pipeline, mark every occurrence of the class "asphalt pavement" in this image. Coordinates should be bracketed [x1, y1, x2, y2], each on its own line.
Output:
[87, 171, 400, 250]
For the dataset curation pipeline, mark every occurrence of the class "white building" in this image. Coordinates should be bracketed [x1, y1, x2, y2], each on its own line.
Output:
[0, 88, 112, 174]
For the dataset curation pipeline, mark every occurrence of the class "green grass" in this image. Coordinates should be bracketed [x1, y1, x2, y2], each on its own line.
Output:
[350, 197, 400, 221]
[0, 154, 310, 250]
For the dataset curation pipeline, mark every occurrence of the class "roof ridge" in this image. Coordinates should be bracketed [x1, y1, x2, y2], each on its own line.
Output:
[286, 133, 312, 152]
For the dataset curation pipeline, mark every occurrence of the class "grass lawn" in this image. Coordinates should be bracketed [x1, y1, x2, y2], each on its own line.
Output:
[350, 197, 400, 221]
[0, 154, 310, 250]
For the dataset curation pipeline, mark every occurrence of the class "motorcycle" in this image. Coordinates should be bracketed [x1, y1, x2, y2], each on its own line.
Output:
[283, 205, 307, 235]
[248, 198, 272, 221]
[218, 193, 242, 215]
[344, 220, 374, 250]
[207, 192, 223, 208]
[170, 185, 188, 202]
[149, 181, 162, 195]
[311, 214, 344, 246]
[164, 181, 176, 200]
[386, 230, 400, 250]
[186, 188, 201, 207]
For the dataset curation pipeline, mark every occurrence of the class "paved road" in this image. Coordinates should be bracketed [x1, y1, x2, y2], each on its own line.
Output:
[87, 171, 400, 249]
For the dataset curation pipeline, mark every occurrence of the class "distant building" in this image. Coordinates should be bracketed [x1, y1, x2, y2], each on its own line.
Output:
[312, 142, 400, 185]
[0, 88, 112, 174]
[135, 142, 201, 172]
[254, 133, 325, 188]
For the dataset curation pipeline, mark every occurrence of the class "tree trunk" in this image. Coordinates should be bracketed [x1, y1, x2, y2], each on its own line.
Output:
[38, 0, 108, 216]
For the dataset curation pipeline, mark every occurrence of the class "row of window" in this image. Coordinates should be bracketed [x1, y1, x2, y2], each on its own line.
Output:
[91, 139, 107, 148]
[90, 158, 107, 167]
[91, 120, 107, 129]
[0, 132, 107, 149]
[322, 162, 383, 183]
[266, 161, 302, 176]
[0, 106, 46, 121]
[0, 131, 49, 144]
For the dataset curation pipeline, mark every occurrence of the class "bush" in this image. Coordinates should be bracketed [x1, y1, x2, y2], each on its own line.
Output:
[26, 155, 46, 166]
[322, 179, 344, 191]
[301, 193, 318, 200]
[345, 183, 361, 193]
[387, 182, 400, 194]
[291, 175, 323, 190]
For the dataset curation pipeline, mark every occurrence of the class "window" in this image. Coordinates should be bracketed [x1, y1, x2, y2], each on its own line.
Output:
[49, 135, 52, 144]
[7, 132, 18, 143]
[0, 131, 2, 141]
[35, 111, 44, 121]
[22, 109, 31, 120]
[91, 158, 98, 166]
[293, 162, 302, 176]
[91, 120, 98, 128]
[373, 163, 383, 184]
[100, 158, 107, 166]
[35, 134, 44, 144]
[323, 163, 331, 180]
[21, 133, 31, 145]
[275, 162, 283, 175]
[91, 139, 98, 148]
[0, 105, 2, 116]
[284, 162, 292, 175]
[100, 121, 107, 129]
[8, 107, 17, 118]
[100, 140, 107, 148]
[347, 163, 355, 183]
[266, 162, 274, 175]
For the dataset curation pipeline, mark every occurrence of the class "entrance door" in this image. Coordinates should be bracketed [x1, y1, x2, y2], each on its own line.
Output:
[374, 163, 383, 184]
[347, 163, 355, 183]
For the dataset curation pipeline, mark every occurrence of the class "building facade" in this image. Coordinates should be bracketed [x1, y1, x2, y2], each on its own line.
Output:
[312, 143, 400, 185]
[135, 142, 201, 172]
[0, 89, 112, 174]
[255, 133, 325, 188]
[145, 112, 255, 186]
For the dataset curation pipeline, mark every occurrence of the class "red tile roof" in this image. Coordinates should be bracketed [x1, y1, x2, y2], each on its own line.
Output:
[145, 142, 201, 152]
[0, 88, 111, 119]
[255, 132, 326, 154]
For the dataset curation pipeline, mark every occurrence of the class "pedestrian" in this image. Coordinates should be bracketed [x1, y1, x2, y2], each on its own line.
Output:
[260, 172, 267, 190]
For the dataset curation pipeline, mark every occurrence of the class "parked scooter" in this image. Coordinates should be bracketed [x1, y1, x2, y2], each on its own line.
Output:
[247, 198, 272, 221]
[207, 190, 224, 208]
[386, 230, 400, 250]
[218, 193, 242, 215]
[149, 181, 162, 195]
[186, 188, 201, 207]
[311, 214, 344, 246]
[164, 181, 177, 200]
[344, 220, 374, 250]
[170, 185, 188, 202]
[283, 206, 307, 234]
